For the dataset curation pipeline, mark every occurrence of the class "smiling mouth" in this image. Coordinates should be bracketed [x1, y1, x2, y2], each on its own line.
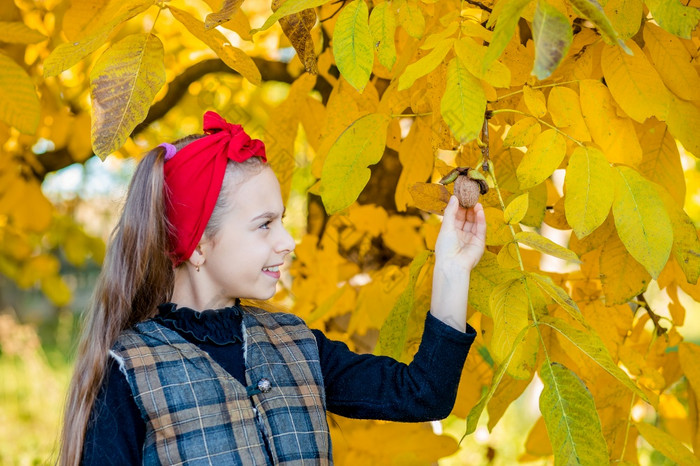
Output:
[262, 265, 280, 273]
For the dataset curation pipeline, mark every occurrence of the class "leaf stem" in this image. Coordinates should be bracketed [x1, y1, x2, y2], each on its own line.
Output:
[619, 394, 637, 462]
[490, 108, 584, 147]
[390, 112, 433, 118]
[494, 80, 582, 102]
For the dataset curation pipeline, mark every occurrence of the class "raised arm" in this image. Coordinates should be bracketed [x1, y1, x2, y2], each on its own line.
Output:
[430, 196, 486, 332]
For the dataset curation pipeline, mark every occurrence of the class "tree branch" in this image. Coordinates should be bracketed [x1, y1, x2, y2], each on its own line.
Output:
[36, 57, 332, 179]
[637, 294, 667, 336]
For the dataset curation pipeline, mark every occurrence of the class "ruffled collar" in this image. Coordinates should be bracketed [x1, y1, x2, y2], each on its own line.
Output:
[154, 300, 244, 345]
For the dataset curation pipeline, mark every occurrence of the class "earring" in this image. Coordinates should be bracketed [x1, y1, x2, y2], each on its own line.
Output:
[195, 264, 200, 272]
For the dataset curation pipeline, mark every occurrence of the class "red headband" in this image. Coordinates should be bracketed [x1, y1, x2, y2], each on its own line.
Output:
[164, 111, 267, 266]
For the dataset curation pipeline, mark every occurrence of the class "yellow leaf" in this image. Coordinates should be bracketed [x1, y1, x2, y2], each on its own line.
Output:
[567, 0, 629, 51]
[41, 275, 72, 307]
[498, 241, 521, 268]
[169, 6, 261, 85]
[90, 33, 165, 158]
[667, 97, 700, 157]
[452, 348, 494, 417]
[524, 417, 553, 457]
[332, 0, 373, 92]
[490, 277, 530, 367]
[504, 192, 529, 224]
[398, 38, 453, 91]
[43, 0, 155, 77]
[383, 215, 424, 257]
[547, 86, 590, 142]
[408, 182, 450, 215]
[9, 180, 53, 232]
[516, 129, 566, 189]
[600, 41, 671, 122]
[369, 2, 397, 70]
[523, 85, 547, 118]
[397, 0, 425, 39]
[638, 119, 685, 206]
[62, 0, 108, 41]
[351, 265, 407, 334]
[564, 145, 614, 238]
[0, 53, 40, 134]
[654, 185, 700, 284]
[539, 315, 650, 402]
[521, 181, 547, 227]
[454, 37, 511, 88]
[485, 206, 515, 246]
[420, 20, 458, 50]
[320, 113, 390, 214]
[396, 120, 434, 211]
[612, 165, 672, 278]
[487, 372, 533, 430]
[603, 0, 643, 39]
[440, 57, 486, 144]
[679, 342, 700, 399]
[205, 0, 243, 29]
[529, 272, 584, 324]
[219, 7, 253, 41]
[643, 24, 700, 101]
[579, 79, 642, 166]
[600, 230, 651, 304]
[0, 21, 46, 43]
[252, 0, 331, 34]
[503, 117, 541, 147]
[515, 230, 580, 263]
[539, 362, 609, 466]
[635, 422, 700, 466]
[16, 254, 60, 289]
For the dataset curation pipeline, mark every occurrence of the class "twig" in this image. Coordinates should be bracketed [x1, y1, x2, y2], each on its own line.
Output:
[637, 294, 667, 336]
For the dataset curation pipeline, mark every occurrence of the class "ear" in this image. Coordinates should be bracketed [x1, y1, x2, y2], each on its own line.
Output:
[187, 243, 206, 269]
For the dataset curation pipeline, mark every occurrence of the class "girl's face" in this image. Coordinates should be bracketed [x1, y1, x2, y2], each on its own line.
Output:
[197, 167, 295, 302]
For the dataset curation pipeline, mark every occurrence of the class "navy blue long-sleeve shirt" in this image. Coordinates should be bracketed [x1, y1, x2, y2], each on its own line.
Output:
[82, 303, 475, 464]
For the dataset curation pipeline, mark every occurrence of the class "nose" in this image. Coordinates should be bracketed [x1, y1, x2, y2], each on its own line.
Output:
[276, 224, 296, 256]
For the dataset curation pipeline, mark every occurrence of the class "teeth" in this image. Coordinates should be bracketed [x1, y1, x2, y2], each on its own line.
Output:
[263, 266, 279, 272]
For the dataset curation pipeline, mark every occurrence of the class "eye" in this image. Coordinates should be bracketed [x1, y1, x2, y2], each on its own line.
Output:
[259, 220, 272, 230]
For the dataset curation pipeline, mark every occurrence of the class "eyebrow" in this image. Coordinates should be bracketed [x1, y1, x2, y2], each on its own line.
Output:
[251, 207, 286, 222]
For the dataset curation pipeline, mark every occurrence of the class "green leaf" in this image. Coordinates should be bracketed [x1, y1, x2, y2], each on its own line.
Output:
[635, 422, 700, 466]
[320, 113, 390, 213]
[516, 129, 566, 190]
[539, 362, 609, 466]
[469, 251, 523, 316]
[369, 2, 397, 70]
[169, 6, 261, 85]
[483, 0, 533, 73]
[43, 0, 155, 77]
[644, 0, 700, 39]
[398, 38, 453, 91]
[504, 193, 529, 224]
[612, 166, 672, 279]
[539, 315, 650, 403]
[528, 272, 584, 324]
[440, 57, 486, 144]
[90, 33, 166, 159]
[377, 250, 431, 359]
[564, 145, 614, 238]
[515, 231, 581, 263]
[0, 22, 46, 44]
[0, 53, 40, 134]
[567, 0, 630, 53]
[465, 324, 532, 434]
[332, 0, 373, 92]
[252, 0, 332, 34]
[532, 0, 573, 80]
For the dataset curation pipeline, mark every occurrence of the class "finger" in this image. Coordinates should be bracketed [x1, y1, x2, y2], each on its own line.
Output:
[472, 202, 487, 241]
[441, 195, 458, 230]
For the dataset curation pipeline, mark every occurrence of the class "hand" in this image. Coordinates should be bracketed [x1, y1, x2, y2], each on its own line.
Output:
[434, 195, 486, 273]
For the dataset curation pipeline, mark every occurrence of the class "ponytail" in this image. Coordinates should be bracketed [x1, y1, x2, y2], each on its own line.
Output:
[59, 140, 189, 464]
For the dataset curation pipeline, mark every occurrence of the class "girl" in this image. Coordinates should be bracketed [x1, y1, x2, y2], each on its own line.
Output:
[60, 111, 486, 465]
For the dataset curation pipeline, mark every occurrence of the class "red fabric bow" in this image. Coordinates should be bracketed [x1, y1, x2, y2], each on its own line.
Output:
[164, 111, 267, 266]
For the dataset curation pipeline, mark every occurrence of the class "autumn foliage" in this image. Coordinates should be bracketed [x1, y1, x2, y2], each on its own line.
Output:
[1, 0, 700, 463]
